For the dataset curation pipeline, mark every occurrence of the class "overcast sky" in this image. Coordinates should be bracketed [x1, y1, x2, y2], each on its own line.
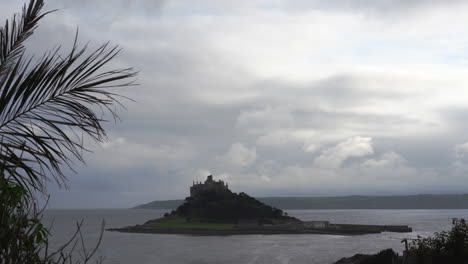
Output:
[4, 0, 468, 208]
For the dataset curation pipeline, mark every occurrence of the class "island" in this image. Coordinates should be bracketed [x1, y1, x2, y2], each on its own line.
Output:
[109, 175, 412, 236]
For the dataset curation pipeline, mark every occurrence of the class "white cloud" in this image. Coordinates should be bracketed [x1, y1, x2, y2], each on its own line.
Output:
[455, 142, 468, 159]
[257, 130, 317, 147]
[225, 148, 447, 196]
[303, 143, 321, 153]
[92, 136, 194, 167]
[313, 136, 374, 168]
[218, 143, 257, 167]
[237, 106, 295, 133]
[361, 152, 406, 169]
[257, 131, 297, 147]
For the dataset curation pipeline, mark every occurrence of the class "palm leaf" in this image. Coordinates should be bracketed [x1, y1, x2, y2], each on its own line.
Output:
[0, 0, 52, 84]
[0, 1, 137, 195]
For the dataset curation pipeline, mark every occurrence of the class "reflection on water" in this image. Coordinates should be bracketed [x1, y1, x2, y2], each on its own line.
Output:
[42, 209, 468, 264]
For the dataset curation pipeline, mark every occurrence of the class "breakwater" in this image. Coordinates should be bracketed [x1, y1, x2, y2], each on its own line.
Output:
[327, 223, 412, 234]
[108, 222, 412, 236]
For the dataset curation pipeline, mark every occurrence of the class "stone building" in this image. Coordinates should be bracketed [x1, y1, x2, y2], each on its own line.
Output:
[190, 175, 229, 197]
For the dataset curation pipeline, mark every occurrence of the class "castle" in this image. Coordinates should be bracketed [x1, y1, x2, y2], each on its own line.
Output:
[190, 175, 229, 197]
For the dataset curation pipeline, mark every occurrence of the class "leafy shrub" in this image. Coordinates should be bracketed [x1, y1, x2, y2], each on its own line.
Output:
[0, 176, 49, 263]
[0, 0, 134, 263]
[1, 175, 107, 263]
[409, 218, 468, 264]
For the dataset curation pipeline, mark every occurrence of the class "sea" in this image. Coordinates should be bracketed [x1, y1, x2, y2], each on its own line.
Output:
[42, 209, 468, 264]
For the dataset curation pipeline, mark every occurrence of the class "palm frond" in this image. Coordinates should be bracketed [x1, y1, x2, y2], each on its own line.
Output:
[0, 0, 52, 84]
[0, 38, 137, 195]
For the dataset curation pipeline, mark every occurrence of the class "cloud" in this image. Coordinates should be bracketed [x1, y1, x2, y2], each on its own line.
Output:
[91, 136, 194, 168]
[455, 142, 468, 160]
[313, 137, 374, 168]
[218, 143, 257, 167]
[303, 143, 321, 154]
[237, 106, 294, 132]
[450, 141, 468, 177]
[361, 151, 406, 169]
[4, 0, 468, 207]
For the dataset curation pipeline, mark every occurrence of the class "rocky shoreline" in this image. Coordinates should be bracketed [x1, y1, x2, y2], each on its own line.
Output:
[108, 222, 412, 236]
[108, 227, 354, 236]
[108, 226, 365, 236]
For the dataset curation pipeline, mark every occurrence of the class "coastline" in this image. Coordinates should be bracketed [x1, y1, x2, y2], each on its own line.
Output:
[107, 227, 367, 236]
[107, 222, 412, 236]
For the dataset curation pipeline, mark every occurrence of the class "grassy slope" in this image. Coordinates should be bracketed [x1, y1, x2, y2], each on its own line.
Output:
[144, 216, 235, 229]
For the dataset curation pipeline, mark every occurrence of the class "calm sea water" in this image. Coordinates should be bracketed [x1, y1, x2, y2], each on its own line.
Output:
[42, 209, 468, 264]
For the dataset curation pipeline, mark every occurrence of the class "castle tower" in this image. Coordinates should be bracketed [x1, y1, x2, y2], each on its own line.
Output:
[190, 175, 229, 198]
[206, 175, 213, 182]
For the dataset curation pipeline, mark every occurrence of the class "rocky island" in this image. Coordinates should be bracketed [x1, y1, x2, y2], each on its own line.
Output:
[109, 175, 412, 236]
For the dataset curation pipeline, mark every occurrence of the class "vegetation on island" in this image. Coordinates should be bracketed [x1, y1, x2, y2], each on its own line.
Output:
[0, 0, 135, 263]
[130, 176, 411, 235]
[174, 190, 295, 222]
[145, 215, 236, 230]
[145, 188, 299, 229]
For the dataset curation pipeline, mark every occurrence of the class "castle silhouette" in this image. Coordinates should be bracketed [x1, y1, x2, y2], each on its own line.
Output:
[190, 175, 229, 197]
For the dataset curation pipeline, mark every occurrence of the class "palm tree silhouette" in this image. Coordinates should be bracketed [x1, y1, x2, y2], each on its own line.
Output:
[0, 0, 136, 197]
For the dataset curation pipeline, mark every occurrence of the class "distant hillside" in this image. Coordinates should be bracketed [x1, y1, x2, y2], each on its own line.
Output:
[134, 194, 468, 210]
[136, 199, 184, 209]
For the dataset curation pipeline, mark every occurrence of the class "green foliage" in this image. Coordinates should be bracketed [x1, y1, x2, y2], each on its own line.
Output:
[1, 174, 106, 263]
[409, 218, 468, 263]
[145, 216, 235, 230]
[173, 190, 296, 223]
[0, 175, 49, 263]
[0, 0, 134, 263]
[0, 0, 136, 196]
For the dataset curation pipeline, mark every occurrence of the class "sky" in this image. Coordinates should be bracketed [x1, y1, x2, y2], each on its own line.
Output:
[4, 0, 468, 208]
